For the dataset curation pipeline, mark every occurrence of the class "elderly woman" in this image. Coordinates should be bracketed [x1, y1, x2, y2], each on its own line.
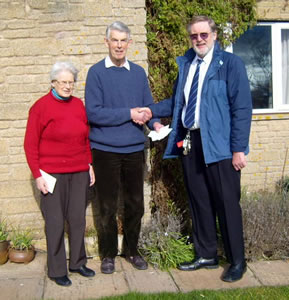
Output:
[24, 61, 95, 286]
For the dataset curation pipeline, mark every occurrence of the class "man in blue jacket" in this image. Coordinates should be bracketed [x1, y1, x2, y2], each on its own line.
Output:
[144, 15, 252, 282]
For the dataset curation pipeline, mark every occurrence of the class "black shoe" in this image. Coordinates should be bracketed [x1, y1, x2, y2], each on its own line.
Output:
[222, 261, 247, 282]
[126, 255, 148, 270]
[177, 257, 219, 271]
[101, 257, 115, 274]
[50, 275, 72, 287]
[69, 265, 95, 277]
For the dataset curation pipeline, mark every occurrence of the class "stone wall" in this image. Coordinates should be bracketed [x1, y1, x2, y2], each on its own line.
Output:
[242, 115, 289, 191]
[256, 0, 289, 20]
[0, 0, 148, 238]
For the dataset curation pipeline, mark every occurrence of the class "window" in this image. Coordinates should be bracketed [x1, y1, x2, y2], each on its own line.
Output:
[231, 23, 289, 113]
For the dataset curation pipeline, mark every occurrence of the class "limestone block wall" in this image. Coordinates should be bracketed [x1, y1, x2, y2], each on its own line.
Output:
[242, 115, 289, 191]
[256, 0, 289, 20]
[0, 0, 148, 238]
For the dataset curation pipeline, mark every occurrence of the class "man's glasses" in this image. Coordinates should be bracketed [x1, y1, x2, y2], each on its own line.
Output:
[190, 32, 210, 41]
[55, 81, 75, 87]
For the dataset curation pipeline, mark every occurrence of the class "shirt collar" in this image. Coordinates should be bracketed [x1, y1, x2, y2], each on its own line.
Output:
[105, 56, 130, 70]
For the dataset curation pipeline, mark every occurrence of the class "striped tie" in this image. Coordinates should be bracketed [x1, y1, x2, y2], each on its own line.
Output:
[184, 59, 203, 128]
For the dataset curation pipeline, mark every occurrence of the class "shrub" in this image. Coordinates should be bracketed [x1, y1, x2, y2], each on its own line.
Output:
[139, 208, 194, 270]
[141, 183, 289, 269]
[276, 175, 289, 194]
[241, 187, 289, 261]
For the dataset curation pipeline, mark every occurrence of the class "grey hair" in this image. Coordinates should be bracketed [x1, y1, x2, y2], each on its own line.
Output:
[187, 15, 217, 33]
[105, 21, 131, 40]
[50, 61, 79, 82]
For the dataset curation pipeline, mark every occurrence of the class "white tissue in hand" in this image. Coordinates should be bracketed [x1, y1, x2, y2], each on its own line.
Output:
[148, 125, 172, 141]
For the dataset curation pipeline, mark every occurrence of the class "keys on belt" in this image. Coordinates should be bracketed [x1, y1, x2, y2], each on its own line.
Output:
[183, 130, 191, 155]
[177, 130, 191, 155]
[177, 128, 200, 155]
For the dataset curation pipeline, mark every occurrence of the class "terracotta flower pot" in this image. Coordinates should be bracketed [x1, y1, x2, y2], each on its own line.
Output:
[8, 246, 35, 264]
[0, 240, 9, 265]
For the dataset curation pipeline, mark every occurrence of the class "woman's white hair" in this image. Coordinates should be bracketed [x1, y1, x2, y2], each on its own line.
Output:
[50, 61, 79, 82]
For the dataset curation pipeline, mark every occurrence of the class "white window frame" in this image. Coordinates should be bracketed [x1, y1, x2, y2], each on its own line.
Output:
[271, 22, 289, 113]
[229, 22, 289, 114]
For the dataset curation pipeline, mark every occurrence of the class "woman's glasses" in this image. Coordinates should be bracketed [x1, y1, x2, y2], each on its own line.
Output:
[55, 81, 75, 87]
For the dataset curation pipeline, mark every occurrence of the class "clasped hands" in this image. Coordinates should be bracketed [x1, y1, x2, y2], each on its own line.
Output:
[131, 107, 152, 125]
[130, 107, 164, 132]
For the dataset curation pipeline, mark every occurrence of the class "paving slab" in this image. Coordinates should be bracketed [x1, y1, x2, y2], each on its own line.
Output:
[248, 260, 289, 286]
[43, 257, 129, 300]
[0, 278, 44, 300]
[120, 257, 178, 293]
[1, 250, 289, 299]
[0, 251, 46, 279]
[170, 264, 261, 292]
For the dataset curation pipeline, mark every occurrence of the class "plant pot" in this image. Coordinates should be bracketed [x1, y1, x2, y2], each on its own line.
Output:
[0, 240, 9, 265]
[8, 246, 35, 264]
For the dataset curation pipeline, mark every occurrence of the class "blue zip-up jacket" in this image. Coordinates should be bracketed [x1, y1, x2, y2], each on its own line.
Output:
[150, 42, 252, 164]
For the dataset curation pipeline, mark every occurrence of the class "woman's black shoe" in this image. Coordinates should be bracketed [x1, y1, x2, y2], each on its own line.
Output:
[69, 265, 95, 277]
[50, 275, 72, 286]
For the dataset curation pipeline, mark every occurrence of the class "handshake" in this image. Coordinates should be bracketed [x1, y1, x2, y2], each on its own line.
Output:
[130, 107, 152, 125]
[130, 107, 164, 132]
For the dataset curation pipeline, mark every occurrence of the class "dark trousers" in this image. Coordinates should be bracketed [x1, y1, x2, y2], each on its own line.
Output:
[92, 149, 144, 258]
[181, 129, 245, 265]
[40, 172, 89, 278]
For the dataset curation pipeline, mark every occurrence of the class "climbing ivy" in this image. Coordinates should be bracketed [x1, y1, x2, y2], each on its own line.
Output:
[146, 0, 257, 226]
[146, 0, 257, 101]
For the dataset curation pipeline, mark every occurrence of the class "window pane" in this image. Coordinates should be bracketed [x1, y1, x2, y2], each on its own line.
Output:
[282, 29, 289, 105]
[233, 26, 272, 109]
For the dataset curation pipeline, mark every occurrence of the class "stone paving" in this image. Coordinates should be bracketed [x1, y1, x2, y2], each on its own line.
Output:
[0, 252, 288, 300]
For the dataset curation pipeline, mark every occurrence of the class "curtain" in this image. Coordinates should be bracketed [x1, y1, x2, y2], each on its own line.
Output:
[282, 29, 289, 105]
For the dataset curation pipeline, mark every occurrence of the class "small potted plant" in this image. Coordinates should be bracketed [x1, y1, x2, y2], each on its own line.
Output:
[8, 227, 35, 264]
[0, 219, 10, 265]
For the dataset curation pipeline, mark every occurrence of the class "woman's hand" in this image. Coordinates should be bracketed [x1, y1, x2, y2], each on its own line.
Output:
[89, 164, 95, 186]
[36, 176, 49, 194]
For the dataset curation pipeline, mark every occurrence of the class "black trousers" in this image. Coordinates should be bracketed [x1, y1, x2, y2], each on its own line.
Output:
[40, 172, 89, 278]
[181, 129, 245, 265]
[92, 149, 145, 258]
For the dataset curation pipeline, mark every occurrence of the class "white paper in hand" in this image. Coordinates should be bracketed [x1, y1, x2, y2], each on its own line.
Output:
[148, 125, 172, 141]
[40, 169, 57, 194]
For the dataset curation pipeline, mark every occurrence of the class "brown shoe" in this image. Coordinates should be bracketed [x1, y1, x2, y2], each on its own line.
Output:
[126, 255, 148, 270]
[101, 257, 115, 274]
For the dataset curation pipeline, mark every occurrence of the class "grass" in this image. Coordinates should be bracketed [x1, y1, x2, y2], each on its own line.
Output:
[94, 286, 289, 300]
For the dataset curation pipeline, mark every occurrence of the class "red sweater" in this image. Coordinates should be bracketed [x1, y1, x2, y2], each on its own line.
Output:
[24, 91, 92, 179]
